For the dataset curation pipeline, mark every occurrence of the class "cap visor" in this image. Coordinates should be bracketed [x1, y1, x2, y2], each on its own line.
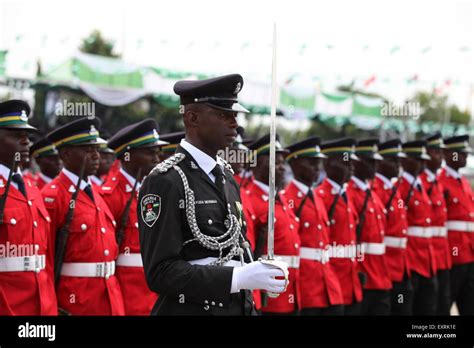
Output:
[350, 153, 361, 161]
[4, 124, 38, 132]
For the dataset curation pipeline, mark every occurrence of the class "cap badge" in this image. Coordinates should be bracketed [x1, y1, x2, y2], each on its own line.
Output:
[234, 82, 241, 94]
[20, 110, 28, 121]
[89, 125, 99, 136]
[153, 129, 159, 139]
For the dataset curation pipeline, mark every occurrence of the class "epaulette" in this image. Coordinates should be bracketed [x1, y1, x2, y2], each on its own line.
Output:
[219, 158, 234, 175]
[150, 153, 186, 175]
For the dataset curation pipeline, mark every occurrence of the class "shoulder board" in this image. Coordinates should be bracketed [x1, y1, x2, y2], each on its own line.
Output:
[150, 153, 186, 175]
[219, 158, 234, 175]
[100, 176, 120, 195]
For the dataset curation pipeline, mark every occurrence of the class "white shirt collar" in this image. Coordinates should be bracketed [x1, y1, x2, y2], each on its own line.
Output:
[38, 172, 53, 184]
[180, 139, 221, 182]
[351, 176, 370, 191]
[62, 168, 92, 190]
[254, 179, 269, 194]
[444, 165, 461, 179]
[120, 167, 141, 191]
[90, 175, 103, 186]
[376, 173, 393, 189]
[239, 170, 253, 178]
[292, 179, 309, 194]
[0, 164, 22, 189]
[402, 171, 421, 186]
[424, 168, 436, 182]
[327, 178, 346, 194]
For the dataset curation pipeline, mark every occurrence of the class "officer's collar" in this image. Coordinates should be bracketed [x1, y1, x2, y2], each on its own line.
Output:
[180, 139, 219, 176]
[401, 171, 422, 186]
[326, 178, 346, 194]
[62, 168, 92, 190]
[253, 179, 270, 194]
[292, 179, 310, 194]
[90, 175, 103, 186]
[351, 176, 370, 191]
[0, 163, 22, 189]
[38, 172, 54, 184]
[120, 167, 141, 191]
[444, 165, 461, 179]
[375, 173, 393, 189]
[424, 168, 437, 182]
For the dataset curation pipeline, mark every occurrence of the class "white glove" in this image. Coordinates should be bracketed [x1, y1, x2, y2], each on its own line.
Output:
[230, 261, 288, 293]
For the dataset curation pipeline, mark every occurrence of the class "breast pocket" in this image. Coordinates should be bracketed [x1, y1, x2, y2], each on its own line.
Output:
[1, 208, 26, 244]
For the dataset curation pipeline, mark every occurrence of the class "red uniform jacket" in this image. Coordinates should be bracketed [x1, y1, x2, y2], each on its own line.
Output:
[42, 171, 125, 315]
[316, 179, 363, 305]
[372, 174, 410, 282]
[347, 178, 392, 290]
[234, 172, 254, 188]
[399, 173, 437, 278]
[246, 180, 301, 313]
[282, 180, 343, 308]
[0, 174, 57, 315]
[100, 170, 158, 315]
[239, 188, 262, 310]
[35, 174, 53, 191]
[438, 167, 474, 265]
[419, 170, 451, 271]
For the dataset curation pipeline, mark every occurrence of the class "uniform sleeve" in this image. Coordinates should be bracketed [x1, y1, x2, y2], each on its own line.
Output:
[41, 187, 64, 277]
[138, 172, 234, 306]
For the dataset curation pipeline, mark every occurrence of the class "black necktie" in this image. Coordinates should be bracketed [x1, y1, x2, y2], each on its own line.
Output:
[12, 174, 27, 198]
[83, 184, 95, 202]
[211, 165, 226, 195]
[341, 191, 348, 203]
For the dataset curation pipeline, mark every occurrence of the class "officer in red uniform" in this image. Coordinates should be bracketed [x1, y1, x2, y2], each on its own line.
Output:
[348, 139, 392, 315]
[246, 134, 301, 315]
[42, 117, 125, 315]
[420, 133, 451, 315]
[158, 131, 185, 161]
[439, 135, 474, 315]
[283, 136, 344, 315]
[0, 100, 57, 315]
[101, 119, 168, 315]
[400, 140, 437, 315]
[30, 137, 62, 190]
[373, 139, 413, 315]
[90, 141, 116, 187]
[317, 138, 363, 315]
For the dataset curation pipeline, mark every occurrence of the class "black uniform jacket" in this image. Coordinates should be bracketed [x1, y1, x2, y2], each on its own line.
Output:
[138, 146, 255, 315]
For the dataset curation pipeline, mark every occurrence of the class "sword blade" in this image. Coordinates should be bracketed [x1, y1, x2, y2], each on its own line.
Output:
[267, 23, 277, 260]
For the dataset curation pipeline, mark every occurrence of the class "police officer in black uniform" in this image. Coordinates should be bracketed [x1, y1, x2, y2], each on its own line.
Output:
[138, 74, 288, 315]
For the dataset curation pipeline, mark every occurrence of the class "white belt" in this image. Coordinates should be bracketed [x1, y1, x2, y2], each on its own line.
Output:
[0, 255, 46, 273]
[431, 226, 448, 237]
[361, 242, 386, 255]
[61, 261, 116, 278]
[384, 236, 408, 249]
[261, 255, 300, 269]
[116, 253, 143, 267]
[188, 257, 244, 267]
[327, 245, 357, 259]
[446, 220, 474, 232]
[407, 226, 433, 238]
[300, 247, 330, 264]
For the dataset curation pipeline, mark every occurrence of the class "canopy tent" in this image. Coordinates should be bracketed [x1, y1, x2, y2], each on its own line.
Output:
[33, 52, 471, 135]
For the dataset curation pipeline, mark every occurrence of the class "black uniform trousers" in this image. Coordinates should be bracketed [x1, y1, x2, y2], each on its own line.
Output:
[390, 273, 414, 315]
[436, 268, 451, 315]
[450, 262, 474, 315]
[360, 289, 391, 315]
[411, 271, 438, 315]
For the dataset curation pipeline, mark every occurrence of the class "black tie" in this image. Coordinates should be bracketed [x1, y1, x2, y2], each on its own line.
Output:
[341, 191, 348, 203]
[211, 165, 226, 195]
[12, 174, 27, 198]
[83, 184, 95, 202]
